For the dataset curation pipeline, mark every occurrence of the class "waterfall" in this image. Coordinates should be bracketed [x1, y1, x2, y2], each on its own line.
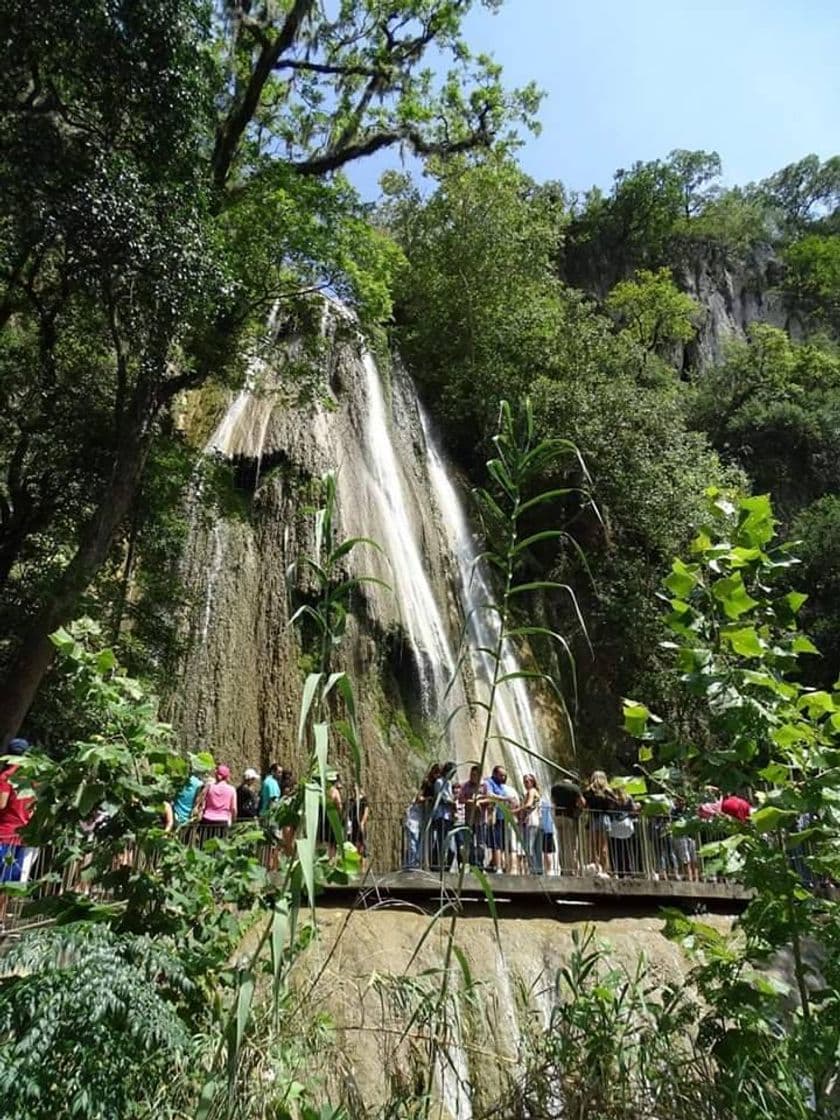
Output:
[176, 303, 563, 791]
[355, 351, 457, 718]
[420, 409, 553, 790]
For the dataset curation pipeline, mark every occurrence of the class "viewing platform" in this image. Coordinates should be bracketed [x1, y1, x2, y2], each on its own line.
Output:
[326, 867, 752, 916]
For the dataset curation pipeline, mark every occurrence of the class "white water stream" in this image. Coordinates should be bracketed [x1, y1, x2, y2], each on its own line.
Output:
[356, 351, 457, 717]
[420, 409, 553, 790]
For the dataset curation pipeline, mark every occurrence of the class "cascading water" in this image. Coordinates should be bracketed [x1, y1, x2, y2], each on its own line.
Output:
[176, 301, 563, 787]
[419, 408, 554, 790]
[355, 351, 457, 717]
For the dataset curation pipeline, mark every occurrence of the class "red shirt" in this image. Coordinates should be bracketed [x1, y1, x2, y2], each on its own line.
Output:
[721, 795, 751, 822]
[0, 764, 34, 844]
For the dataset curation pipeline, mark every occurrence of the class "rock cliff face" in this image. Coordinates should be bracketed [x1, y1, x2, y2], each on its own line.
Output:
[171, 309, 570, 831]
[294, 904, 733, 1118]
[678, 244, 799, 370]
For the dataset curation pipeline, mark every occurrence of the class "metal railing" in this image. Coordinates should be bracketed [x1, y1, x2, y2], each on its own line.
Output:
[0, 807, 740, 934]
[395, 808, 721, 882]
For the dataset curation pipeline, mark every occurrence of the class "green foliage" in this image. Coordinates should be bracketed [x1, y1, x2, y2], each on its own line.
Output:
[624, 492, 840, 1117]
[388, 157, 566, 453]
[0, 0, 537, 737]
[562, 148, 737, 288]
[0, 923, 195, 1120]
[791, 496, 840, 685]
[784, 234, 840, 330]
[605, 266, 698, 354]
[757, 154, 840, 233]
[511, 927, 715, 1119]
[689, 325, 840, 515]
[465, 397, 589, 762]
[389, 156, 735, 758]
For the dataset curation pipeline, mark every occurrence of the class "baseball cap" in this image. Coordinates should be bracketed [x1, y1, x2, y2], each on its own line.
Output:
[216, 764, 231, 780]
[244, 767, 259, 780]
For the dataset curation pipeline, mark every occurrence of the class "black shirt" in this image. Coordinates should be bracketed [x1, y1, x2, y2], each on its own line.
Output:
[551, 781, 583, 818]
[237, 783, 259, 820]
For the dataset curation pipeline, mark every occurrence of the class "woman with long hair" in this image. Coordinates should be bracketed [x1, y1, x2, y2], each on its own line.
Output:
[519, 774, 542, 875]
[583, 770, 617, 876]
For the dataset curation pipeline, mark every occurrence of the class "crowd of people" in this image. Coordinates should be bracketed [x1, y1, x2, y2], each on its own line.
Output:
[0, 745, 370, 921]
[0, 733, 776, 916]
[402, 761, 757, 880]
[172, 761, 369, 861]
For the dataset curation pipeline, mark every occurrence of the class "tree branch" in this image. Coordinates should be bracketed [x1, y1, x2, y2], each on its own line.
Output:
[212, 0, 315, 189]
[292, 117, 493, 178]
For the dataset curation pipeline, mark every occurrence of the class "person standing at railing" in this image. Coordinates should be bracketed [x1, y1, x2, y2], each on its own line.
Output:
[721, 792, 752, 821]
[237, 768, 260, 821]
[199, 765, 237, 843]
[500, 776, 521, 874]
[449, 781, 466, 871]
[259, 762, 283, 816]
[584, 771, 618, 877]
[430, 762, 456, 871]
[671, 795, 699, 882]
[419, 763, 441, 869]
[0, 738, 36, 928]
[403, 788, 424, 870]
[459, 765, 487, 870]
[347, 784, 369, 868]
[551, 778, 585, 875]
[172, 758, 209, 828]
[538, 793, 557, 874]
[519, 775, 543, 875]
[607, 788, 638, 877]
[483, 765, 510, 874]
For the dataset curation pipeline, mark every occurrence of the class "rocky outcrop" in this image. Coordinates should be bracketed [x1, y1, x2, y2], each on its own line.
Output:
[171, 308, 571, 824]
[297, 904, 734, 1117]
[677, 242, 799, 370]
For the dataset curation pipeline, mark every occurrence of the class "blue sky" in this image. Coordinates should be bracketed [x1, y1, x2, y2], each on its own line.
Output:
[349, 0, 839, 199]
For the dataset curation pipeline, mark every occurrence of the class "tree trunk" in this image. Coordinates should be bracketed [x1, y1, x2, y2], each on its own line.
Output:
[0, 384, 157, 746]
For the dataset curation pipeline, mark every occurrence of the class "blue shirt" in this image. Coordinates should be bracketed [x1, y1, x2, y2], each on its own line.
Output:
[484, 776, 506, 822]
[259, 774, 281, 814]
[173, 775, 203, 825]
[540, 798, 554, 834]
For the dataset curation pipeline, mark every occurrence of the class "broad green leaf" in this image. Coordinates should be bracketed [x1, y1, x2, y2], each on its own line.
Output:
[664, 558, 698, 598]
[736, 494, 775, 547]
[722, 627, 764, 658]
[752, 806, 796, 832]
[712, 574, 759, 619]
[792, 635, 819, 655]
[623, 700, 650, 736]
[799, 690, 834, 716]
[784, 591, 808, 615]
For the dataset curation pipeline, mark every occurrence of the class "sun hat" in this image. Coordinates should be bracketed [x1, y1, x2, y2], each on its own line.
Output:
[216, 764, 230, 780]
[243, 767, 259, 780]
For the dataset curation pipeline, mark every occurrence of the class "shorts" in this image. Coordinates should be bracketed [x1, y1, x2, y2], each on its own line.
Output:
[672, 836, 697, 865]
[487, 820, 507, 851]
[542, 832, 555, 854]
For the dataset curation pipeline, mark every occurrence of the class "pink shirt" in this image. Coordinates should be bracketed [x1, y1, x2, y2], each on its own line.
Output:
[201, 780, 236, 824]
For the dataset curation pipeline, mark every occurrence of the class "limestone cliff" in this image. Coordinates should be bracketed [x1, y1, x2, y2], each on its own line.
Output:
[676, 242, 799, 369]
[171, 308, 570, 835]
